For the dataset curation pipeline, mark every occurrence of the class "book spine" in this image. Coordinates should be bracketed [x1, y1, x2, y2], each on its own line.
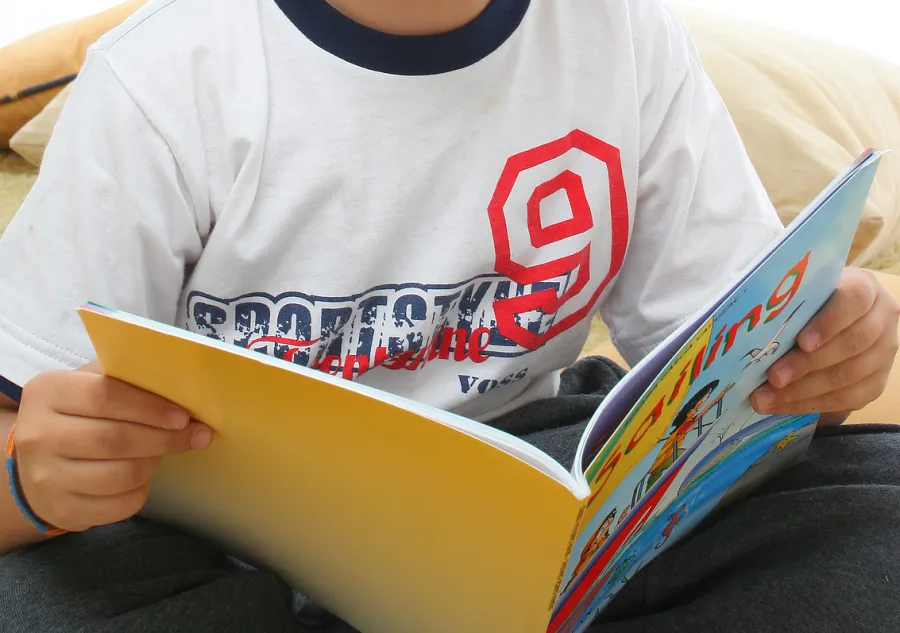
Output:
[548, 504, 587, 612]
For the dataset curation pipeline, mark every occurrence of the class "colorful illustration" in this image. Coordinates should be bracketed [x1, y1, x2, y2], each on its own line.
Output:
[562, 509, 618, 593]
[703, 421, 816, 514]
[676, 414, 815, 499]
[550, 459, 687, 633]
[576, 320, 712, 535]
[771, 431, 800, 452]
[554, 415, 817, 633]
[647, 381, 733, 489]
[608, 554, 635, 585]
[616, 506, 631, 527]
[655, 503, 686, 550]
[741, 301, 806, 370]
[550, 151, 883, 633]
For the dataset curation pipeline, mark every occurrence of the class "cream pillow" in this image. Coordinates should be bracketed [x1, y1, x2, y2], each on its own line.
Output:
[0, 0, 145, 148]
[9, 83, 72, 167]
[675, 4, 900, 267]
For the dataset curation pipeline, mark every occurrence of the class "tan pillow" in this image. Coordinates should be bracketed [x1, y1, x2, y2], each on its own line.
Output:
[9, 83, 73, 167]
[0, 151, 38, 237]
[674, 5, 900, 267]
[0, 0, 145, 148]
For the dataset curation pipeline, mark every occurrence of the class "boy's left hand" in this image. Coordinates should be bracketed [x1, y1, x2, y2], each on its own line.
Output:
[751, 268, 900, 425]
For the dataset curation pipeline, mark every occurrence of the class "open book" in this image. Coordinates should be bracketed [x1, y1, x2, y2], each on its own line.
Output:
[77, 149, 883, 633]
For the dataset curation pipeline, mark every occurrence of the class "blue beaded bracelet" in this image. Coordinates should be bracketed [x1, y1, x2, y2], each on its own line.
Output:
[5, 425, 66, 536]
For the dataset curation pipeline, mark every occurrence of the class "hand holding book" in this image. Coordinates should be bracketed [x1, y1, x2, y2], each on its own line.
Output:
[8, 362, 211, 535]
[752, 267, 900, 422]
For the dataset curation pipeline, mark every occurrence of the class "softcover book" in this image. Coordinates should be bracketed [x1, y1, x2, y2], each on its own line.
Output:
[78, 150, 883, 633]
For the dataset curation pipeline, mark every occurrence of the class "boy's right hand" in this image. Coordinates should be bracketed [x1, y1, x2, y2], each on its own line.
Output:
[12, 363, 211, 533]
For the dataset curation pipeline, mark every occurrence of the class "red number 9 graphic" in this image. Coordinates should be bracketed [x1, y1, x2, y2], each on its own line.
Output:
[487, 129, 630, 350]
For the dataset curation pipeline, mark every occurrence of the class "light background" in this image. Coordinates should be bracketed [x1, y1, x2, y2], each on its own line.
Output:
[1, 0, 898, 65]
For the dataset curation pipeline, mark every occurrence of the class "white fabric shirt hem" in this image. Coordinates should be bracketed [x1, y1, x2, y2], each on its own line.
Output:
[0, 315, 86, 387]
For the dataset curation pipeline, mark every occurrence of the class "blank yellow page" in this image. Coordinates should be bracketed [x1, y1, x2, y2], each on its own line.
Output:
[80, 308, 584, 633]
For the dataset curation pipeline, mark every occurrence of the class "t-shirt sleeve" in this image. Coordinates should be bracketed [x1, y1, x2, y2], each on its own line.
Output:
[598, 0, 785, 366]
[0, 51, 203, 394]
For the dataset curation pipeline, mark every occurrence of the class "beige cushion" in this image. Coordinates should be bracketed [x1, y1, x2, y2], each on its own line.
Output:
[0, 151, 38, 237]
[9, 83, 72, 167]
[0, 0, 145, 148]
[674, 4, 900, 267]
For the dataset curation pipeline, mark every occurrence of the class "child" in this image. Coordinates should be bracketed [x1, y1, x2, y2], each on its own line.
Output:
[1, 0, 898, 631]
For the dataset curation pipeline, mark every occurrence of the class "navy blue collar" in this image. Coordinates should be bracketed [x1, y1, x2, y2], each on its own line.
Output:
[273, 0, 531, 76]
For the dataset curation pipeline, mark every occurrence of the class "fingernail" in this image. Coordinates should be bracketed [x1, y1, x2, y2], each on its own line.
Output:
[774, 364, 794, 387]
[169, 409, 189, 429]
[191, 427, 212, 449]
[754, 387, 774, 412]
[800, 329, 820, 351]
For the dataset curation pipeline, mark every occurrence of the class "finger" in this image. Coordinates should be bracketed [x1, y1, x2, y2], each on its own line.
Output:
[795, 269, 878, 353]
[52, 419, 212, 460]
[56, 483, 151, 532]
[767, 300, 888, 388]
[58, 457, 160, 497]
[756, 366, 890, 416]
[25, 371, 190, 430]
[756, 329, 892, 410]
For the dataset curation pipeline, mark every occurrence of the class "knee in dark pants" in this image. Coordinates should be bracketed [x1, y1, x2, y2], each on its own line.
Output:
[0, 518, 299, 633]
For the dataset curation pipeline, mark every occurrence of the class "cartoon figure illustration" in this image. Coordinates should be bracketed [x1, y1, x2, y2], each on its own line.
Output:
[580, 556, 637, 626]
[647, 381, 733, 489]
[616, 505, 631, 527]
[608, 554, 636, 585]
[770, 431, 799, 452]
[741, 301, 806, 370]
[655, 503, 687, 549]
[716, 409, 756, 444]
[563, 509, 618, 594]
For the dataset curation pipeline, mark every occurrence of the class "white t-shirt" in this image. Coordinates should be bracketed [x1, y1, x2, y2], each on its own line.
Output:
[0, 0, 783, 422]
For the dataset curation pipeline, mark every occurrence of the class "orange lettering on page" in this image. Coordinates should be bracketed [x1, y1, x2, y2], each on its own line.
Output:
[625, 396, 664, 455]
[702, 250, 810, 373]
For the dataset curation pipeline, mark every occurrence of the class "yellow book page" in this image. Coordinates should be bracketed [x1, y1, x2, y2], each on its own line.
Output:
[79, 308, 584, 633]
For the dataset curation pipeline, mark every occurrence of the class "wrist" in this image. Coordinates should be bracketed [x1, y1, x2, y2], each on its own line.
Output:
[4, 424, 66, 541]
[0, 478, 49, 556]
[0, 421, 49, 554]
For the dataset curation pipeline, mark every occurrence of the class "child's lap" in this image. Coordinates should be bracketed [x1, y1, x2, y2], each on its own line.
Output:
[1, 425, 898, 633]
[0, 517, 310, 633]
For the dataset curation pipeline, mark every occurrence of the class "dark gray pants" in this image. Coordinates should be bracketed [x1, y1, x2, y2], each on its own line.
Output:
[2, 360, 899, 632]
